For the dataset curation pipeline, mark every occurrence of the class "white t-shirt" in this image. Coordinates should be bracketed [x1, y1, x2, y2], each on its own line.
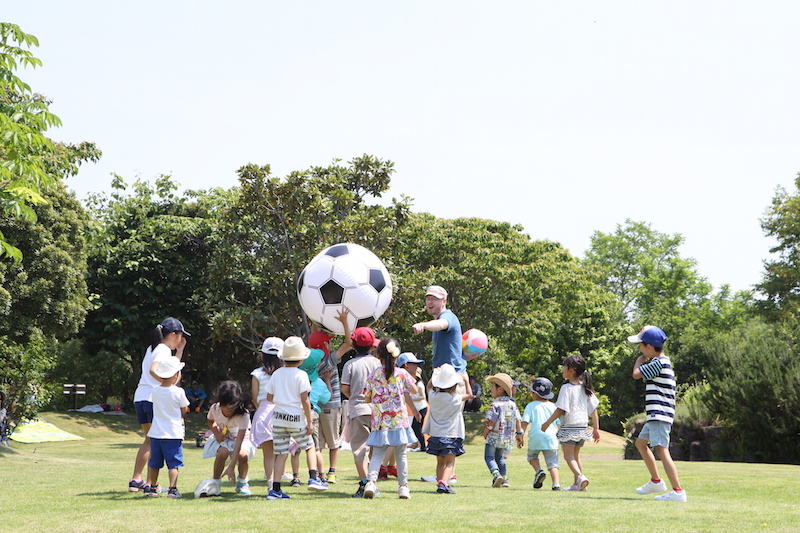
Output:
[147, 385, 189, 439]
[554, 382, 599, 428]
[133, 344, 173, 403]
[264, 366, 311, 429]
[251, 367, 272, 404]
[207, 403, 252, 441]
[423, 389, 465, 439]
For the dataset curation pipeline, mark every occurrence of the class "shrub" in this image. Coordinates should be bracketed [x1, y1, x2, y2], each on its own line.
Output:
[700, 320, 800, 463]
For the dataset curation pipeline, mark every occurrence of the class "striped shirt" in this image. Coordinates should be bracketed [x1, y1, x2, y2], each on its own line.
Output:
[639, 355, 676, 424]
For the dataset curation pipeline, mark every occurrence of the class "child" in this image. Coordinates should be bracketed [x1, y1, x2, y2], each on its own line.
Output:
[308, 308, 352, 484]
[541, 354, 600, 491]
[265, 336, 328, 497]
[340, 327, 381, 497]
[397, 352, 427, 452]
[299, 340, 332, 482]
[483, 373, 522, 488]
[521, 377, 561, 490]
[629, 326, 687, 502]
[129, 317, 188, 492]
[146, 356, 190, 498]
[423, 363, 473, 495]
[251, 337, 283, 498]
[362, 339, 421, 499]
[204, 380, 256, 496]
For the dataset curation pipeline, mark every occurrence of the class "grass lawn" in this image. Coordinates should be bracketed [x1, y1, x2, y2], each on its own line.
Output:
[1, 411, 797, 533]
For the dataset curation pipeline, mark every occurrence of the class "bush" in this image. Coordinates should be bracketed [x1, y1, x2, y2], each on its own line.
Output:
[700, 320, 800, 463]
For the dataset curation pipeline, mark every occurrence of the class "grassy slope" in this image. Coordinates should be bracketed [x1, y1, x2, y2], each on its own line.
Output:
[0, 412, 797, 533]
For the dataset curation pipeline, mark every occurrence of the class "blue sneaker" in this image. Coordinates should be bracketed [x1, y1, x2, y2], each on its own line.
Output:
[267, 489, 290, 500]
[128, 479, 146, 492]
[307, 478, 328, 492]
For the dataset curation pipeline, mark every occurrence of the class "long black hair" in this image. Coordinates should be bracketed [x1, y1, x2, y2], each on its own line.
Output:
[215, 380, 247, 417]
[376, 338, 400, 380]
[563, 354, 595, 397]
[260, 351, 282, 375]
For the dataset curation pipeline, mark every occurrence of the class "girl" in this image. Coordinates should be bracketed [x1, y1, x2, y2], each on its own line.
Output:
[423, 363, 473, 495]
[362, 338, 421, 499]
[250, 337, 283, 499]
[129, 317, 189, 492]
[204, 380, 256, 495]
[398, 352, 428, 452]
[541, 354, 600, 491]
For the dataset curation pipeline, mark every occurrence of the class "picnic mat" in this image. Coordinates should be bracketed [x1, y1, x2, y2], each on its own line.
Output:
[9, 418, 84, 443]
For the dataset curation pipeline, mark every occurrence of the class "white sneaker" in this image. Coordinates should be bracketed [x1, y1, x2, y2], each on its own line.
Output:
[420, 475, 437, 483]
[398, 486, 410, 499]
[655, 489, 687, 502]
[364, 481, 377, 499]
[636, 479, 667, 494]
[281, 473, 293, 482]
[563, 483, 580, 491]
[577, 474, 589, 491]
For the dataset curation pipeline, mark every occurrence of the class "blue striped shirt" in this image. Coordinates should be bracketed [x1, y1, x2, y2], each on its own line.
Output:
[640, 355, 676, 424]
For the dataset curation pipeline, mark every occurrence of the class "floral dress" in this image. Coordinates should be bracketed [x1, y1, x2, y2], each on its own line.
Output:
[364, 366, 419, 447]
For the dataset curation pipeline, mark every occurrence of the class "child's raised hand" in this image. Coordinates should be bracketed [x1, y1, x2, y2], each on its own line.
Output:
[335, 307, 349, 324]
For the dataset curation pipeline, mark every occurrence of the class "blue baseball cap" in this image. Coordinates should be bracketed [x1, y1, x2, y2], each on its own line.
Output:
[396, 352, 425, 367]
[627, 325, 666, 348]
[159, 317, 191, 336]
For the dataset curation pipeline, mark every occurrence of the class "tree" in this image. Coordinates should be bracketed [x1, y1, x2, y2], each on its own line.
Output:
[0, 24, 101, 260]
[392, 215, 627, 425]
[202, 155, 411, 349]
[81, 175, 221, 400]
[757, 173, 800, 321]
[0, 182, 91, 421]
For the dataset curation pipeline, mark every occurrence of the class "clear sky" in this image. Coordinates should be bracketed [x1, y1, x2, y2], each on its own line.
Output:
[6, 1, 800, 294]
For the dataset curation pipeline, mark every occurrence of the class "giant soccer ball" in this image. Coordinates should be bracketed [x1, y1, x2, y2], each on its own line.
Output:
[297, 243, 393, 335]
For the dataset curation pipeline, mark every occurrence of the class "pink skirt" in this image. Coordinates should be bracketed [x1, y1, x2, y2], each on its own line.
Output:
[249, 400, 275, 448]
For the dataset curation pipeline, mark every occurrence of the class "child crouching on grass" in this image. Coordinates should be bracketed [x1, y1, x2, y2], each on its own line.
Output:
[146, 357, 189, 498]
[521, 377, 561, 490]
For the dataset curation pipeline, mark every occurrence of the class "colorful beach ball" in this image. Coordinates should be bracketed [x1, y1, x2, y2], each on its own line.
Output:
[462, 328, 488, 358]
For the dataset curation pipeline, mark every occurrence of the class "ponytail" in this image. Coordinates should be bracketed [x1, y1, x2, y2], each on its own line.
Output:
[150, 324, 165, 350]
[583, 369, 595, 397]
[260, 352, 283, 375]
[376, 338, 400, 380]
[562, 353, 595, 397]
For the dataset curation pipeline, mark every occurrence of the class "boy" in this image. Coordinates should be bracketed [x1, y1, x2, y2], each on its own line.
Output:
[340, 327, 380, 497]
[483, 373, 522, 488]
[265, 336, 328, 498]
[520, 377, 561, 490]
[146, 357, 190, 498]
[629, 325, 687, 502]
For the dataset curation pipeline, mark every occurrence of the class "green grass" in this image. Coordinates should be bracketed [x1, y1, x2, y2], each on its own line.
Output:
[1, 411, 798, 532]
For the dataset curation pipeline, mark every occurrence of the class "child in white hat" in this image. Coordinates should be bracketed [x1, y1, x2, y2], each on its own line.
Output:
[264, 336, 328, 497]
[146, 356, 189, 498]
[422, 364, 474, 494]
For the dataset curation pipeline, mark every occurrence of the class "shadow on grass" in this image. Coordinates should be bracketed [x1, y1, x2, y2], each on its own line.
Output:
[0, 445, 20, 456]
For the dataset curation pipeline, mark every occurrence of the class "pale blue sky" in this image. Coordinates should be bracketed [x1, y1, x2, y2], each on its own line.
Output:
[6, 1, 800, 293]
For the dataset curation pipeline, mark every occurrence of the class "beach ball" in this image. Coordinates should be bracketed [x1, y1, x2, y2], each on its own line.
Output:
[462, 328, 488, 358]
[297, 243, 393, 335]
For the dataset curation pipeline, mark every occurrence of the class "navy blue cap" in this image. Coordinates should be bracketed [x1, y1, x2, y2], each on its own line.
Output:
[159, 317, 191, 336]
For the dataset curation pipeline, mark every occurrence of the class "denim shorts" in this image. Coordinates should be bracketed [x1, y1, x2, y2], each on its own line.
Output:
[639, 420, 672, 449]
[135, 401, 154, 425]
